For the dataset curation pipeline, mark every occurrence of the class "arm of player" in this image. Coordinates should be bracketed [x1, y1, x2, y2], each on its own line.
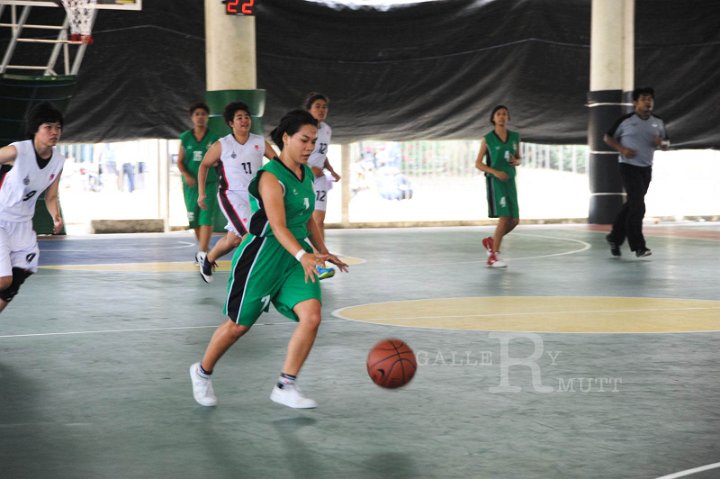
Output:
[0, 145, 17, 166]
[44, 173, 64, 234]
[197, 142, 221, 209]
[177, 142, 196, 188]
[323, 159, 341, 181]
[604, 134, 636, 158]
[474, 141, 508, 181]
[307, 216, 348, 273]
[510, 141, 522, 166]
[258, 172, 320, 283]
[264, 141, 278, 160]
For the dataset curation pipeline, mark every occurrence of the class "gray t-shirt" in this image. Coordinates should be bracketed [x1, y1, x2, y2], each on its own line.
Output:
[606, 113, 669, 167]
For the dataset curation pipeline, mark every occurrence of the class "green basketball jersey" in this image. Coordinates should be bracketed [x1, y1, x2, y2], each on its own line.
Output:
[247, 158, 315, 239]
[179, 129, 219, 181]
[483, 130, 520, 178]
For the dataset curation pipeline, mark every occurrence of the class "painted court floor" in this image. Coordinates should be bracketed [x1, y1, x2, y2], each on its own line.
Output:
[1, 223, 719, 479]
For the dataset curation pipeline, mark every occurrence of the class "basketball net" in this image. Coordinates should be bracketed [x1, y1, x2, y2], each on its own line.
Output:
[60, 0, 97, 41]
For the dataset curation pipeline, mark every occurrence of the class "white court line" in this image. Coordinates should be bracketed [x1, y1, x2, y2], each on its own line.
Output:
[506, 233, 592, 260]
[0, 319, 345, 339]
[422, 233, 591, 266]
[0, 325, 218, 339]
[654, 462, 720, 479]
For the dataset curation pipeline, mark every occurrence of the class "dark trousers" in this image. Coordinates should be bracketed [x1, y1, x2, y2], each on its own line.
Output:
[610, 163, 652, 252]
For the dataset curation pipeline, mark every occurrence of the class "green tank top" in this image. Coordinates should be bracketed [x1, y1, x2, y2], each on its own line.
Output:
[248, 158, 315, 239]
[179, 129, 219, 182]
[483, 130, 520, 179]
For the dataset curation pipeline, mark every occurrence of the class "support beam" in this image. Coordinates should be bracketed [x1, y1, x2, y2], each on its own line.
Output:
[203, 1, 264, 138]
[587, 0, 634, 224]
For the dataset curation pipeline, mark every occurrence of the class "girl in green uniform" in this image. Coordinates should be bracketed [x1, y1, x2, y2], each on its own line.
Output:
[190, 110, 348, 409]
[474, 105, 522, 268]
[177, 102, 220, 263]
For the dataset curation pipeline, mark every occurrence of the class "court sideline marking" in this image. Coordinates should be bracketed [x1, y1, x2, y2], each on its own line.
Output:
[0, 320, 345, 339]
[654, 461, 720, 479]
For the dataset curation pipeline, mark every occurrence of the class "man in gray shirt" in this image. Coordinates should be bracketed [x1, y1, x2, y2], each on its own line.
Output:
[604, 87, 670, 257]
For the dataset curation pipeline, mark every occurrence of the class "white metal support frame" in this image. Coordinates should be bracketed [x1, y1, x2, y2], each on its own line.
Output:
[0, 1, 96, 76]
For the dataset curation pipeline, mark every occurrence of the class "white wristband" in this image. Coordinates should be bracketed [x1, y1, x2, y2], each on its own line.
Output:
[294, 249, 306, 262]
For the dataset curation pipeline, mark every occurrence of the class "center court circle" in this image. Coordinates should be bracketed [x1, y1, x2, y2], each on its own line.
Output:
[333, 296, 720, 333]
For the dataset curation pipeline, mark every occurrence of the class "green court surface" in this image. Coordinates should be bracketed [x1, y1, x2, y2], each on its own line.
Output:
[1, 223, 719, 479]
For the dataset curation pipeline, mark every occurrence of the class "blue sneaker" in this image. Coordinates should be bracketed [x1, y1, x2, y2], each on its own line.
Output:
[316, 266, 335, 280]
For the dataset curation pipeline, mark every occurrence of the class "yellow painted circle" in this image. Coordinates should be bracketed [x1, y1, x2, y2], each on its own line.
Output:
[334, 296, 720, 333]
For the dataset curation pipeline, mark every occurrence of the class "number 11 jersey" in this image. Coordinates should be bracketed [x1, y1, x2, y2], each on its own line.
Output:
[216, 133, 265, 193]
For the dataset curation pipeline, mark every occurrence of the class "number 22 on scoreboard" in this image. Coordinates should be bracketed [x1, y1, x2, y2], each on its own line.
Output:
[226, 0, 255, 15]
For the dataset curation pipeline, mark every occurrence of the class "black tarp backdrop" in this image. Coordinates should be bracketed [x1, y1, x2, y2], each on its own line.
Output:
[2, 0, 719, 147]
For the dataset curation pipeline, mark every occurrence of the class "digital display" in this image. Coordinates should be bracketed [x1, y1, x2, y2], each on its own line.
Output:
[224, 0, 255, 16]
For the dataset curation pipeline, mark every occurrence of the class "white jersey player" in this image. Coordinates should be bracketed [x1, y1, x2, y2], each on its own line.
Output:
[196, 101, 276, 283]
[0, 102, 65, 314]
[214, 132, 266, 236]
[305, 93, 341, 280]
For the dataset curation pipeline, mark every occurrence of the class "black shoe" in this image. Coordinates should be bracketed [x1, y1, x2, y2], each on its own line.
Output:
[635, 248, 652, 258]
[606, 234, 621, 257]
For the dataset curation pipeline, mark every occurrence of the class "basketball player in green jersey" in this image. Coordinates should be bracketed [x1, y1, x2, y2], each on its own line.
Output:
[474, 105, 521, 268]
[178, 103, 220, 263]
[189, 110, 348, 409]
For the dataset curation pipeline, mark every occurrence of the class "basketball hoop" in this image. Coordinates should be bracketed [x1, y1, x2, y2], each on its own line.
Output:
[60, 0, 97, 45]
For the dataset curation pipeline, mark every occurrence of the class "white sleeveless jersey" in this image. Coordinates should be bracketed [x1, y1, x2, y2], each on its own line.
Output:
[216, 133, 265, 192]
[0, 140, 65, 222]
[308, 121, 332, 169]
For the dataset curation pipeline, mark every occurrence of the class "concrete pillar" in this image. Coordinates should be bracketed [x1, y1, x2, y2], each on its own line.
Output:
[587, 0, 634, 223]
[203, 1, 265, 137]
[205, 2, 256, 91]
[341, 144, 351, 226]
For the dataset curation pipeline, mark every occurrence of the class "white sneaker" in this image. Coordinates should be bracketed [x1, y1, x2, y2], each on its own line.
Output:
[195, 251, 205, 264]
[487, 252, 507, 268]
[189, 363, 217, 406]
[270, 383, 317, 409]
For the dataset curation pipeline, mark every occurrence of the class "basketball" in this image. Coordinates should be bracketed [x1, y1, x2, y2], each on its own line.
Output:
[366, 338, 417, 389]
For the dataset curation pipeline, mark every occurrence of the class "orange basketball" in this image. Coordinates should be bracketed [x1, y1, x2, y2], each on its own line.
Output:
[366, 338, 417, 389]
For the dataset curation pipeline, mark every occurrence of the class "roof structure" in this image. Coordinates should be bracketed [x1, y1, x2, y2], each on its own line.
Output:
[2, 0, 718, 147]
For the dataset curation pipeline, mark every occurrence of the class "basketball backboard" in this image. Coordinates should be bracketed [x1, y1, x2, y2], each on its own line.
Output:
[0, 0, 142, 10]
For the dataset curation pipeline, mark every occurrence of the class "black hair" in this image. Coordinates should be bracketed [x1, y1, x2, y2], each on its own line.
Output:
[223, 101, 251, 126]
[26, 102, 63, 139]
[189, 102, 210, 115]
[270, 110, 318, 151]
[632, 87, 655, 101]
[304, 92, 329, 111]
[489, 104, 509, 125]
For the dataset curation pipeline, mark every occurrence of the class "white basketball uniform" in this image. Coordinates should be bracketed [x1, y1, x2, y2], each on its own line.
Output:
[215, 133, 265, 236]
[308, 121, 332, 212]
[0, 140, 65, 276]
